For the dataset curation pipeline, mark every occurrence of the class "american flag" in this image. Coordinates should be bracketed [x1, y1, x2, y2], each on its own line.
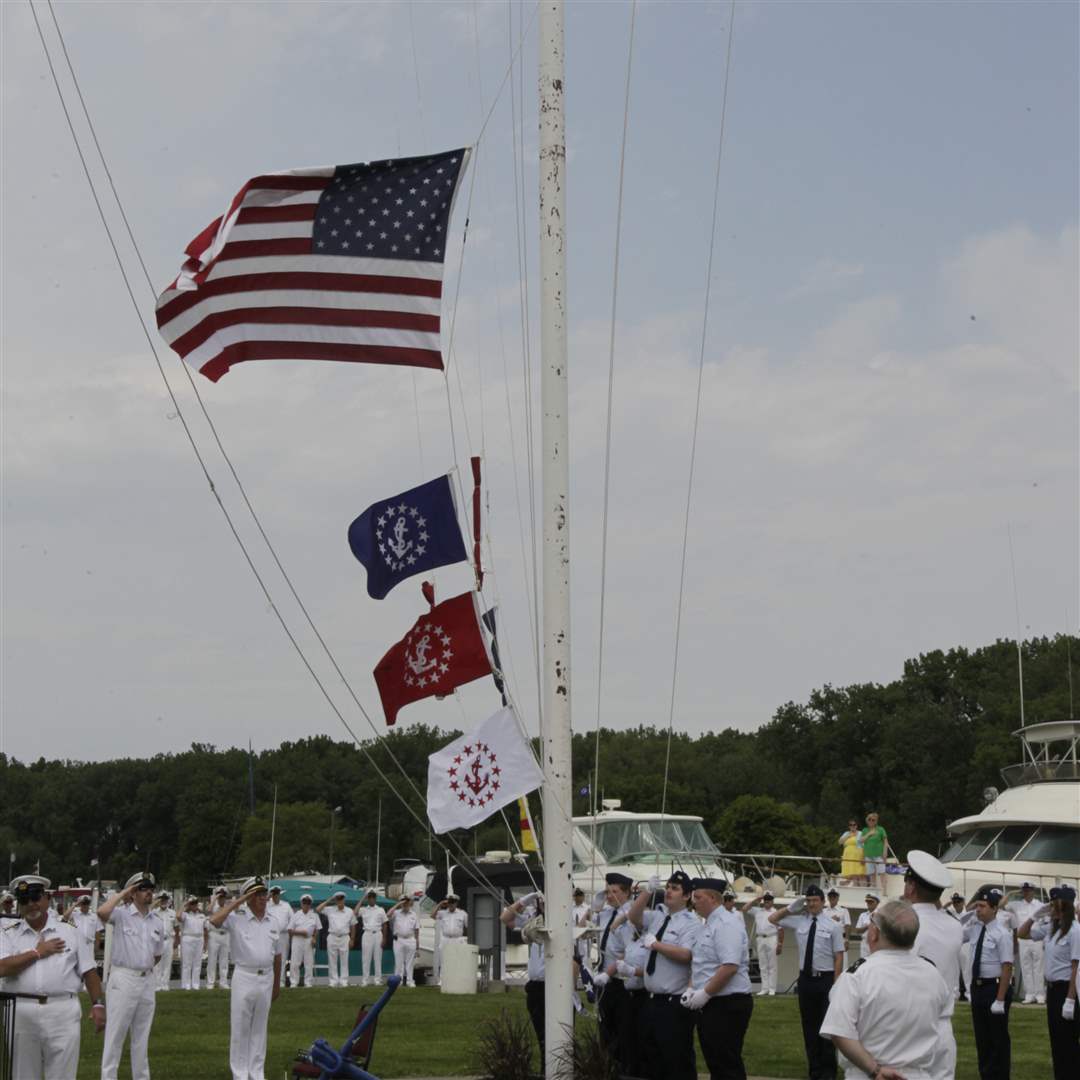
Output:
[155, 148, 469, 382]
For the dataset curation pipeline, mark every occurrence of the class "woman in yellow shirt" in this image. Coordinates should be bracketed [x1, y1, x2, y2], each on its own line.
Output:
[839, 819, 865, 885]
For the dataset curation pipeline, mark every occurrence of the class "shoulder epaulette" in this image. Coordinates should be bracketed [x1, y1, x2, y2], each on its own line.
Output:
[845, 957, 866, 974]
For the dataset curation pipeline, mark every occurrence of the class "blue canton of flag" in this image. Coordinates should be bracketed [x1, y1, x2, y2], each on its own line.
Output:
[348, 474, 468, 599]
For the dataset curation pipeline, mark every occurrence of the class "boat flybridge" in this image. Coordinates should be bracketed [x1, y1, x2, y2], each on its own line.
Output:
[941, 719, 1080, 898]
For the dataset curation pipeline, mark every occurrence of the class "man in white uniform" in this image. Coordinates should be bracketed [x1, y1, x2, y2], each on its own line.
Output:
[964, 887, 1015, 1079]
[210, 875, 282, 1080]
[949, 892, 970, 1000]
[826, 888, 852, 943]
[266, 886, 293, 983]
[821, 899, 953, 1079]
[0, 891, 16, 920]
[65, 894, 100, 950]
[852, 894, 879, 962]
[317, 892, 357, 987]
[389, 896, 420, 987]
[153, 892, 176, 991]
[902, 850, 963, 1079]
[355, 890, 387, 986]
[176, 896, 208, 990]
[743, 891, 784, 995]
[287, 895, 320, 988]
[98, 871, 166, 1080]
[433, 894, 468, 984]
[573, 888, 592, 928]
[0, 874, 107, 1079]
[500, 891, 547, 1057]
[207, 886, 232, 989]
[1007, 882, 1045, 1004]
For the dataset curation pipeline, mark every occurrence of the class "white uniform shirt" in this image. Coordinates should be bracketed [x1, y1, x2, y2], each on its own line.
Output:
[995, 908, 1017, 933]
[223, 906, 278, 968]
[267, 899, 293, 934]
[513, 910, 544, 981]
[288, 910, 321, 939]
[826, 903, 852, 931]
[642, 906, 699, 995]
[1007, 898, 1044, 928]
[71, 909, 99, 946]
[107, 903, 165, 969]
[178, 911, 207, 938]
[573, 902, 592, 927]
[357, 904, 388, 933]
[691, 906, 751, 995]
[0, 912, 95, 995]
[622, 933, 649, 990]
[965, 918, 1013, 977]
[778, 911, 845, 973]
[325, 907, 357, 937]
[391, 910, 418, 939]
[911, 902, 963, 995]
[437, 908, 468, 939]
[855, 911, 873, 960]
[156, 906, 176, 937]
[751, 907, 778, 938]
[209, 899, 230, 933]
[599, 903, 630, 969]
[820, 948, 953, 1080]
[1029, 919, 1080, 981]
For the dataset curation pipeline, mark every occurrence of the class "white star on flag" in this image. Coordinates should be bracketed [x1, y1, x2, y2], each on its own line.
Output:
[426, 706, 542, 834]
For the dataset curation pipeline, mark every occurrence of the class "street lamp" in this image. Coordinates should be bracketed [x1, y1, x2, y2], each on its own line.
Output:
[329, 806, 343, 878]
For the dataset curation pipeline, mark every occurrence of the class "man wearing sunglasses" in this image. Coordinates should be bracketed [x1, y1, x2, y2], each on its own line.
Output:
[0, 873, 106, 1078]
[97, 871, 166, 1080]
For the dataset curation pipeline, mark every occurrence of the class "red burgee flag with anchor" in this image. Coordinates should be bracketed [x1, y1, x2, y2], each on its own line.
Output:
[426, 706, 544, 834]
[373, 591, 494, 726]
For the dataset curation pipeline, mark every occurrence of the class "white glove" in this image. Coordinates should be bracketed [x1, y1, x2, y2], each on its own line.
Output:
[647, 875, 661, 892]
[1063, 998, 1076, 1021]
[787, 896, 806, 915]
[990, 1000, 1006, 1016]
[591, 971, 610, 988]
[591, 891, 607, 913]
[642, 932, 658, 949]
[616, 960, 636, 978]
[680, 988, 710, 1011]
[519, 891, 541, 908]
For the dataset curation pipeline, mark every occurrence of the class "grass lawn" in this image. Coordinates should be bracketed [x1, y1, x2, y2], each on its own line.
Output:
[74, 987, 1053, 1079]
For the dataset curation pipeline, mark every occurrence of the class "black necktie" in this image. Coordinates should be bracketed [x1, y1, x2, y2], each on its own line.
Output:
[802, 916, 817, 976]
[645, 915, 671, 976]
[600, 910, 615, 957]
[972, 924, 987, 980]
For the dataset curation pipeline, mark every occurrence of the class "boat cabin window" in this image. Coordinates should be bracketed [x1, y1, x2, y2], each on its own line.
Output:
[982, 825, 1037, 862]
[1020, 825, 1080, 864]
[590, 820, 718, 862]
[940, 827, 1001, 863]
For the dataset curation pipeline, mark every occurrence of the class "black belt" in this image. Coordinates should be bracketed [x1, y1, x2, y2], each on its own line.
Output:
[1048, 980, 1071, 987]
[646, 991, 682, 1002]
[801, 971, 834, 978]
[11, 992, 76, 1004]
[972, 977, 1002, 986]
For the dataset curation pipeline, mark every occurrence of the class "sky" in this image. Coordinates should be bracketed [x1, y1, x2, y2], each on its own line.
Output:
[2, 0, 1077, 766]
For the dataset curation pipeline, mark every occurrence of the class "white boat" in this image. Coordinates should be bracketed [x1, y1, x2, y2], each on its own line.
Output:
[941, 719, 1080, 898]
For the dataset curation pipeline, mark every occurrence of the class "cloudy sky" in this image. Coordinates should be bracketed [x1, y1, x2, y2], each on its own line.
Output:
[2, 1, 1077, 766]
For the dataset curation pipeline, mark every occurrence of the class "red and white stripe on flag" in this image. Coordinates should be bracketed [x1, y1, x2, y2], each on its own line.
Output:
[155, 150, 468, 382]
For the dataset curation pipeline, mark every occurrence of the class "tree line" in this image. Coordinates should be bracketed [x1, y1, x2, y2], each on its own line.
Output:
[1, 634, 1073, 893]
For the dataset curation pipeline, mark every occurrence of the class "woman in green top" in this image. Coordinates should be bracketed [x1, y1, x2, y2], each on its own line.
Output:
[860, 812, 890, 893]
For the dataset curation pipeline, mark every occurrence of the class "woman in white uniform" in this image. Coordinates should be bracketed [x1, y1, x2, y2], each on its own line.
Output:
[389, 896, 420, 987]
[317, 892, 357, 988]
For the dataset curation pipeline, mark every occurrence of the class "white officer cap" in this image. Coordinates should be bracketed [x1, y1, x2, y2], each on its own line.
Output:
[214, 886, 228, 896]
[10, 875, 51, 902]
[300, 894, 313, 904]
[124, 871, 156, 891]
[77, 895, 91, 904]
[905, 850, 952, 891]
[0, 891, 13, 902]
[269, 884, 282, 894]
[865, 892, 881, 902]
[332, 891, 346, 900]
[240, 876, 268, 896]
[446, 893, 459, 901]
[185, 895, 199, 905]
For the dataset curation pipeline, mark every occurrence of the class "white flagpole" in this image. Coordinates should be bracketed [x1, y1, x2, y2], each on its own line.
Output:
[539, 2, 574, 1074]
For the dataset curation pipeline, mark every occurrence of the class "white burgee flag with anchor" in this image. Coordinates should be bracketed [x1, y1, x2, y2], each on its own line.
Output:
[426, 706, 543, 834]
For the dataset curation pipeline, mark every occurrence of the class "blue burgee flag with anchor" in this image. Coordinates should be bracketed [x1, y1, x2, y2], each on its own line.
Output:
[348, 474, 468, 599]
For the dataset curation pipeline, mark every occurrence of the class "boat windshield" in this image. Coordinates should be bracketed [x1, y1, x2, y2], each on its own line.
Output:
[588, 820, 719, 861]
[941, 823, 1080, 865]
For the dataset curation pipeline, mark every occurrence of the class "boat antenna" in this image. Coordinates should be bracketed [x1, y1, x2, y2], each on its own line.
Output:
[1066, 613, 1075, 720]
[1007, 524, 1026, 727]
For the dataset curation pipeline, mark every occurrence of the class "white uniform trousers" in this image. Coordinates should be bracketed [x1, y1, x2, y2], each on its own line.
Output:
[102, 966, 157, 1080]
[959, 940, 972, 997]
[230, 966, 273, 1080]
[1017, 937, 1045, 1001]
[360, 931, 382, 984]
[12, 994, 81, 1080]
[288, 936, 315, 987]
[155, 942, 173, 990]
[181, 936, 203, 990]
[208, 930, 231, 988]
[756, 935, 778, 993]
[393, 937, 417, 986]
[432, 926, 442, 980]
[327, 933, 351, 987]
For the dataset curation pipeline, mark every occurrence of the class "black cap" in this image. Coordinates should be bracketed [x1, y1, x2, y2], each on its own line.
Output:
[950, 892, 965, 902]
[667, 871, 693, 895]
[573, 888, 584, 897]
[827, 888, 840, 897]
[605, 873, 633, 888]
[1050, 885, 1076, 903]
[690, 877, 728, 893]
[805, 885, 825, 899]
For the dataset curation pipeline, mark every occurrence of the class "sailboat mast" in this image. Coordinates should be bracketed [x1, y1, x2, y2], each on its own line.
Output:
[539, 1, 575, 1072]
